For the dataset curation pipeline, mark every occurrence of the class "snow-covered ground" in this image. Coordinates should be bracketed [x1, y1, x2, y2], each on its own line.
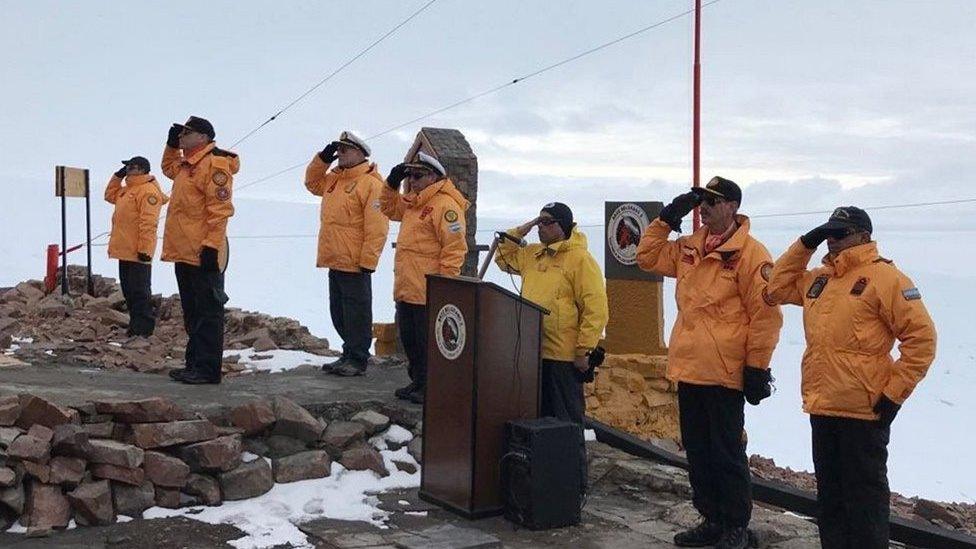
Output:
[3, 180, 974, 503]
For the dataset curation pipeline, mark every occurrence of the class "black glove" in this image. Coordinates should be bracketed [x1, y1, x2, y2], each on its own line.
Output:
[114, 165, 127, 178]
[575, 346, 606, 383]
[743, 366, 773, 405]
[658, 191, 701, 232]
[386, 163, 407, 190]
[200, 246, 219, 272]
[137, 252, 152, 263]
[873, 394, 900, 427]
[361, 267, 374, 274]
[318, 142, 338, 164]
[167, 124, 182, 148]
[800, 224, 846, 250]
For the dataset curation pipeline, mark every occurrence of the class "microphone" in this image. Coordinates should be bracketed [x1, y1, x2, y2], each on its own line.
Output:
[495, 231, 527, 248]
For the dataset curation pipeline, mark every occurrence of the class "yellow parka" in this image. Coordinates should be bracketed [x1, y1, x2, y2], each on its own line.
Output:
[637, 216, 783, 390]
[496, 228, 609, 362]
[160, 143, 238, 266]
[105, 174, 168, 262]
[304, 155, 390, 272]
[380, 178, 469, 305]
[767, 240, 937, 420]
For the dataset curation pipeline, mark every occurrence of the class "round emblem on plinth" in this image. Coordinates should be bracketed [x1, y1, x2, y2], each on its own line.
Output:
[607, 203, 650, 266]
[435, 304, 466, 361]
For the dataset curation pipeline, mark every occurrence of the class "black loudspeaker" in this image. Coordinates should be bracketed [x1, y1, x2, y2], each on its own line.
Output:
[501, 417, 583, 530]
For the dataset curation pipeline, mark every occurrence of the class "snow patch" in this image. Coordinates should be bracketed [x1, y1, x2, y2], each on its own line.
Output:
[224, 348, 332, 374]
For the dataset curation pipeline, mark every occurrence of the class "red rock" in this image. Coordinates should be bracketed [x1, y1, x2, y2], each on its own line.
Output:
[154, 486, 180, 509]
[0, 467, 16, 487]
[0, 396, 20, 426]
[86, 439, 144, 468]
[25, 481, 71, 530]
[144, 451, 189, 488]
[112, 481, 155, 518]
[51, 423, 92, 457]
[16, 395, 78, 429]
[128, 420, 217, 449]
[22, 461, 51, 483]
[392, 460, 418, 475]
[93, 398, 184, 423]
[272, 396, 323, 443]
[179, 435, 242, 473]
[229, 399, 275, 436]
[272, 450, 331, 483]
[67, 480, 114, 526]
[322, 421, 366, 454]
[26, 424, 54, 444]
[339, 444, 389, 477]
[49, 457, 86, 487]
[91, 463, 144, 486]
[184, 474, 222, 506]
[8, 434, 51, 463]
[219, 459, 274, 501]
[81, 422, 114, 439]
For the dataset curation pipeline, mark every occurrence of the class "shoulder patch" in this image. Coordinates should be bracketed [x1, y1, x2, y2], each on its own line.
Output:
[444, 210, 459, 223]
[215, 187, 231, 201]
[212, 171, 229, 186]
[212, 147, 238, 158]
[807, 275, 829, 299]
[146, 195, 159, 206]
[760, 262, 773, 282]
[902, 287, 922, 301]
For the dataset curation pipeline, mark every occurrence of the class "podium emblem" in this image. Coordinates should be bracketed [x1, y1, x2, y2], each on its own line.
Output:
[435, 304, 466, 360]
[607, 203, 650, 266]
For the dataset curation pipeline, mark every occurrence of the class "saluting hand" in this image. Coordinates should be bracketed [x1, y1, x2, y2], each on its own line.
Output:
[114, 164, 127, 178]
[515, 217, 540, 237]
[658, 191, 701, 233]
[167, 124, 182, 148]
[319, 142, 338, 164]
[386, 163, 408, 190]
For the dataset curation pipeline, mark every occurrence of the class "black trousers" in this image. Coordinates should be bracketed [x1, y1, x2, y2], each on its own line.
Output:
[396, 301, 427, 386]
[118, 260, 154, 336]
[810, 415, 890, 549]
[678, 382, 752, 528]
[328, 269, 373, 364]
[175, 262, 227, 380]
[541, 358, 588, 494]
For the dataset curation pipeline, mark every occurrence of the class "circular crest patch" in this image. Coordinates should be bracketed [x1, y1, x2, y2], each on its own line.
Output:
[607, 203, 650, 266]
[435, 304, 466, 361]
[444, 210, 458, 223]
[147, 195, 158, 206]
[215, 187, 231, 201]
[212, 171, 229, 186]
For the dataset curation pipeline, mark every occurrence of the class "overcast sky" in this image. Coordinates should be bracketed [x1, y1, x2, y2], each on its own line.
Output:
[2, 0, 974, 229]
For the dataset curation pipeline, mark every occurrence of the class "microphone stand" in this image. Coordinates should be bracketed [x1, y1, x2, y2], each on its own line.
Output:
[477, 234, 500, 280]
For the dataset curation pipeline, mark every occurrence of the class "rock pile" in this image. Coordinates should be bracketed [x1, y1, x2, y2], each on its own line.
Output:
[0, 266, 333, 376]
[585, 353, 678, 441]
[0, 393, 420, 536]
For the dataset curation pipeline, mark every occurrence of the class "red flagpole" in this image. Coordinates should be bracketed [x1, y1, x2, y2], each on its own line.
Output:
[692, 0, 702, 231]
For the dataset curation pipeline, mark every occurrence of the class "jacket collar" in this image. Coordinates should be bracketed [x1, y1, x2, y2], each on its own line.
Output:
[333, 161, 373, 179]
[536, 228, 587, 258]
[404, 178, 469, 212]
[824, 241, 879, 277]
[184, 142, 216, 165]
[689, 214, 752, 257]
[123, 174, 154, 187]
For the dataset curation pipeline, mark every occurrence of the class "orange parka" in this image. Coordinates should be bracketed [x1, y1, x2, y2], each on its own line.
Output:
[380, 178, 469, 305]
[304, 155, 389, 272]
[104, 174, 168, 262]
[767, 240, 937, 420]
[636, 216, 783, 390]
[160, 143, 238, 266]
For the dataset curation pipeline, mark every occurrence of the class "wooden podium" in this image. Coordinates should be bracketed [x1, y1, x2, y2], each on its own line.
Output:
[419, 274, 545, 518]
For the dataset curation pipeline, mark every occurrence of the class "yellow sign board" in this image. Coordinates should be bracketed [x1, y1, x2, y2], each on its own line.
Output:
[55, 166, 89, 198]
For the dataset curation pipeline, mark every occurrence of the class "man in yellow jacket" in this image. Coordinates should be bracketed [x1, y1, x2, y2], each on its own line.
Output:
[161, 116, 238, 385]
[305, 131, 390, 376]
[380, 152, 468, 404]
[105, 156, 168, 337]
[637, 177, 783, 549]
[496, 202, 608, 425]
[767, 207, 936, 548]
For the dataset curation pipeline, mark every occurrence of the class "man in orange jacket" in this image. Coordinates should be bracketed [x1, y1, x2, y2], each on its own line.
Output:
[161, 116, 238, 385]
[637, 177, 783, 549]
[380, 152, 469, 404]
[767, 207, 936, 548]
[104, 156, 168, 337]
[305, 131, 389, 376]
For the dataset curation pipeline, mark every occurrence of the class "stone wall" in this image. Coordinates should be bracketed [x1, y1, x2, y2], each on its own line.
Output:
[585, 353, 679, 442]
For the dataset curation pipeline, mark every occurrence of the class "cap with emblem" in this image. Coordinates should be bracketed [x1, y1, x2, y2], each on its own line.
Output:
[691, 176, 742, 204]
[540, 201, 575, 237]
[175, 116, 215, 140]
[819, 206, 873, 235]
[332, 130, 371, 156]
[404, 151, 446, 177]
[121, 156, 151, 173]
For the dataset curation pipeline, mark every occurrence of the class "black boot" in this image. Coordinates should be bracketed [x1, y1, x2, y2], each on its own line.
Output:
[395, 381, 418, 400]
[321, 356, 348, 373]
[715, 527, 749, 549]
[169, 367, 190, 381]
[333, 360, 367, 377]
[407, 384, 425, 405]
[673, 518, 723, 547]
[180, 370, 221, 385]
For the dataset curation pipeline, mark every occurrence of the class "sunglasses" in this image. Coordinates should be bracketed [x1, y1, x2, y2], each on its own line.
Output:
[701, 194, 728, 206]
[537, 218, 559, 226]
[406, 170, 432, 180]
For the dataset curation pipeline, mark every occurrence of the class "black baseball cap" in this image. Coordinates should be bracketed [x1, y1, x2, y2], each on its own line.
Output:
[819, 206, 873, 235]
[540, 201, 575, 237]
[121, 156, 150, 173]
[175, 116, 215, 140]
[691, 176, 742, 204]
